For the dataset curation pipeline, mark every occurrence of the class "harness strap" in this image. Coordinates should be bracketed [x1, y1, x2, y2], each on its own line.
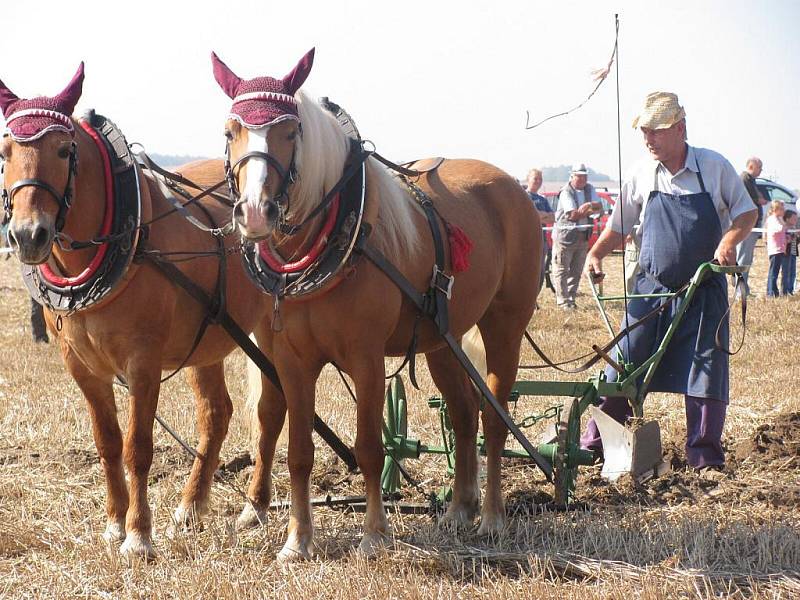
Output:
[136, 151, 235, 236]
[136, 150, 233, 207]
[360, 243, 553, 481]
[140, 250, 359, 472]
[371, 151, 444, 179]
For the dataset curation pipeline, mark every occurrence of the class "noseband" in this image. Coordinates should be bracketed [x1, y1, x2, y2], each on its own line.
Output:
[1, 140, 78, 232]
[225, 139, 298, 235]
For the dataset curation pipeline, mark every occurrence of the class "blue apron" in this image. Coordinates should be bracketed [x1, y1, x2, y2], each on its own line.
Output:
[608, 166, 729, 402]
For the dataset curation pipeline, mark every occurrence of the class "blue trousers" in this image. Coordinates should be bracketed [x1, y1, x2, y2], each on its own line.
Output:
[783, 255, 796, 295]
[767, 253, 786, 297]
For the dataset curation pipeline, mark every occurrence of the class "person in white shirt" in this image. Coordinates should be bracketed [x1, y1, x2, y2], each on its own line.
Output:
[581, 91, 757, 470]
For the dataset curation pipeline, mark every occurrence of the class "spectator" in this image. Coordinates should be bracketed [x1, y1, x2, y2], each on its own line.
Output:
[765, 200, 787, 298]
[526, 168, 554, 292]
[735, 157, 768, 295]
[782, 209, 797, 296]
[581, 91, 757, 470]
[552, 163, 602, 309]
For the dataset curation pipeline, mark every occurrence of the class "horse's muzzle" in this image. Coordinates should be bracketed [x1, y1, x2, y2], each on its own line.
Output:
[7, 220, 54, 264]
[232, 198, 278, 241]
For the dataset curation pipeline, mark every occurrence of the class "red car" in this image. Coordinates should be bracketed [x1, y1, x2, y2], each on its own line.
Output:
[542, 190, 616, 248]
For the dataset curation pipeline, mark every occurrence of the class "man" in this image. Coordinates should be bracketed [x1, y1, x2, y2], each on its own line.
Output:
[581, 91, 757, 469]
[526, 168, 555, 291]
[552, 164, 602, 309]
[736, 157, 768, 295]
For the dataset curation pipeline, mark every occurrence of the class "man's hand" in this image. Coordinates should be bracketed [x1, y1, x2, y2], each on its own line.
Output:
[714, 239, 737, 266]
[584, 253, 605, 282]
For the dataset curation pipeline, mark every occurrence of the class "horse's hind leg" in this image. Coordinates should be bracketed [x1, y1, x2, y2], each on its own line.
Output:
[237, 359, 286, 530]
[425, 346, 481, 529]
[64, 349, 128, 544]
[475, 310, 528, 536]
[173, 362, 233, 529]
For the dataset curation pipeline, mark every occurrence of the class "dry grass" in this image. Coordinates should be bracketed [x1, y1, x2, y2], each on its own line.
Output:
[0, 245, 798, 599]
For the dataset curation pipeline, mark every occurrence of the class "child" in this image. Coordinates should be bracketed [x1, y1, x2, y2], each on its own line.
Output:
[783, 210, 798, 295]
[765, 200, 787, 298]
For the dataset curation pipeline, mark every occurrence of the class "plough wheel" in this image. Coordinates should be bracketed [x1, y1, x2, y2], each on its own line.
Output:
[381, 375, 408, 494]
[553, 397, 581, 505]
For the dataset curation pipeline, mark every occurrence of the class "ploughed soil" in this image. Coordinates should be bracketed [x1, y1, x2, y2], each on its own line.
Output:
[505, 412, 800, 514]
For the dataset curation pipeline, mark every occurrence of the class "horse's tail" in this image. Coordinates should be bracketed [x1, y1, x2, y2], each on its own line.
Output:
[461, 325, 488, 380]
[245, 333, 264, 452]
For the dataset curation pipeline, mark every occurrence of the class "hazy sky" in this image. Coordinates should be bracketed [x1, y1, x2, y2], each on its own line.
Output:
[2, 0, 798, 189]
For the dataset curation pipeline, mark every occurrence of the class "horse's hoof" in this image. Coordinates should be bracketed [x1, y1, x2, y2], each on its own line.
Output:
[236, 503, 267, 530]
[102, 520, 126, 544]
[439, 504, 477, 531]
[356, 531, 390, 557]
[277, 540, 316, 563]
[476, 512, 505, 537]
[119, 531, 156, 562]
[168, 505, 203, 538]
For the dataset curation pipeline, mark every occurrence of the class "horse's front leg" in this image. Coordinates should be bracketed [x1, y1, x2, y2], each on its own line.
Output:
[119, 357, 161, 560]
[173, 363, 233, 529]
[351, 357, 391, 555]
[277, 359, 321, 563]
[63, 348, 128, 544]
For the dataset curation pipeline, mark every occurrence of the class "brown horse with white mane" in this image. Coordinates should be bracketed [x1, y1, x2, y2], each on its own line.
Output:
[0, 63, 273, 560]
[213, 48, 542, 560]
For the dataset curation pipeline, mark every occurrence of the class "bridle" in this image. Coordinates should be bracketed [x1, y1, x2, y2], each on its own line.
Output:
[224, 129, 299, 236]
[1, 139, 79, 233]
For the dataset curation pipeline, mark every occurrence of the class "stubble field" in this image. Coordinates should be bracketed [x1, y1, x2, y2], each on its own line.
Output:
[0, 245, 798, 599]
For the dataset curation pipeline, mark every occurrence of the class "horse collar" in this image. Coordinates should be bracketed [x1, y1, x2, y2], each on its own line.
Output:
[21, 110, 142, 314]
[242, 142, 368, 300]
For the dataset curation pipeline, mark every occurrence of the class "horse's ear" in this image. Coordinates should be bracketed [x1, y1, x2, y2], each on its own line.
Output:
[54, 62, 85, 115]
[211, 52, 241, 99]
[0, 76, 20, 116]
[282, 48, 315, 95]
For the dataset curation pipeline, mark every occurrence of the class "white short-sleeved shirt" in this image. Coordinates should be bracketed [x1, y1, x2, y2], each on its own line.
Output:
[556, 186, 598, 227]
[608, 145, 756, 245]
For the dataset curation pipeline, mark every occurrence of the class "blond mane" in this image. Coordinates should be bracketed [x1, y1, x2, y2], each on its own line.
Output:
[293, 91, 419, 257]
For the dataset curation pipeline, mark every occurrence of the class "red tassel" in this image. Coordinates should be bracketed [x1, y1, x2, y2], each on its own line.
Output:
[447, 223, 473, 273]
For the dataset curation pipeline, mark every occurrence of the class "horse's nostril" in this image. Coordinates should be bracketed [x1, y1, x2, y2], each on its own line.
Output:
[32, 226, 49, 248]
[264, 202, 278, 223]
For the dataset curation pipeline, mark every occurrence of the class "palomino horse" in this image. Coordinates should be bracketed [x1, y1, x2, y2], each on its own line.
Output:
[0, 63, 273, 560]
[212, 49, 542, 560]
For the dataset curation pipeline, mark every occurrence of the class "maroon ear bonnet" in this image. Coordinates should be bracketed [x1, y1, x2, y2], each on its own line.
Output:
[0, 62, 84, 141]
[211, 48, 314, 128]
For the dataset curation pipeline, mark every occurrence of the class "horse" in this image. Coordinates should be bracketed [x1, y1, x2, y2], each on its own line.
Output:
[211, 48, 543, 560]
[0, 63, 275, 560]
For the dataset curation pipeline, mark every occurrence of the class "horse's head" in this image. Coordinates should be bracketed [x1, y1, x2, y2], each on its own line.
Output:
[212, 49, 314, 240]
[0, 63, 83, 264]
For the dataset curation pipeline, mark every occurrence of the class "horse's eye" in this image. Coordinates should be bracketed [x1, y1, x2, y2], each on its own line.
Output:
[57, 143, 72, 159]
[288, 130, 298, 141]
[224, 129, 233, 141]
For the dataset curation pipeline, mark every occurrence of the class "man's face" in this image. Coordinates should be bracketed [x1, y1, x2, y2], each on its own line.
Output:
[570, 173, 588, 189]
[527, 172, 542, 193]
[641, 121, 685, 165]
[747, 160, 763, 177]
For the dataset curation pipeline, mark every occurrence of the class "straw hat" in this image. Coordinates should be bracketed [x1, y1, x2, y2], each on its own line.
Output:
[631, 91, 685, 130]
[570, 163, 588, 175]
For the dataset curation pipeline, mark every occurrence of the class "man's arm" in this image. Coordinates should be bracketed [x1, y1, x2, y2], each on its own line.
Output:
[583, 227, 625, 280]
[715, 209, 758, 265]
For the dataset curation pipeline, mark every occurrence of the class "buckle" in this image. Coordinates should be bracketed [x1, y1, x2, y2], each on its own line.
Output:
[431, 265, 454, 300]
